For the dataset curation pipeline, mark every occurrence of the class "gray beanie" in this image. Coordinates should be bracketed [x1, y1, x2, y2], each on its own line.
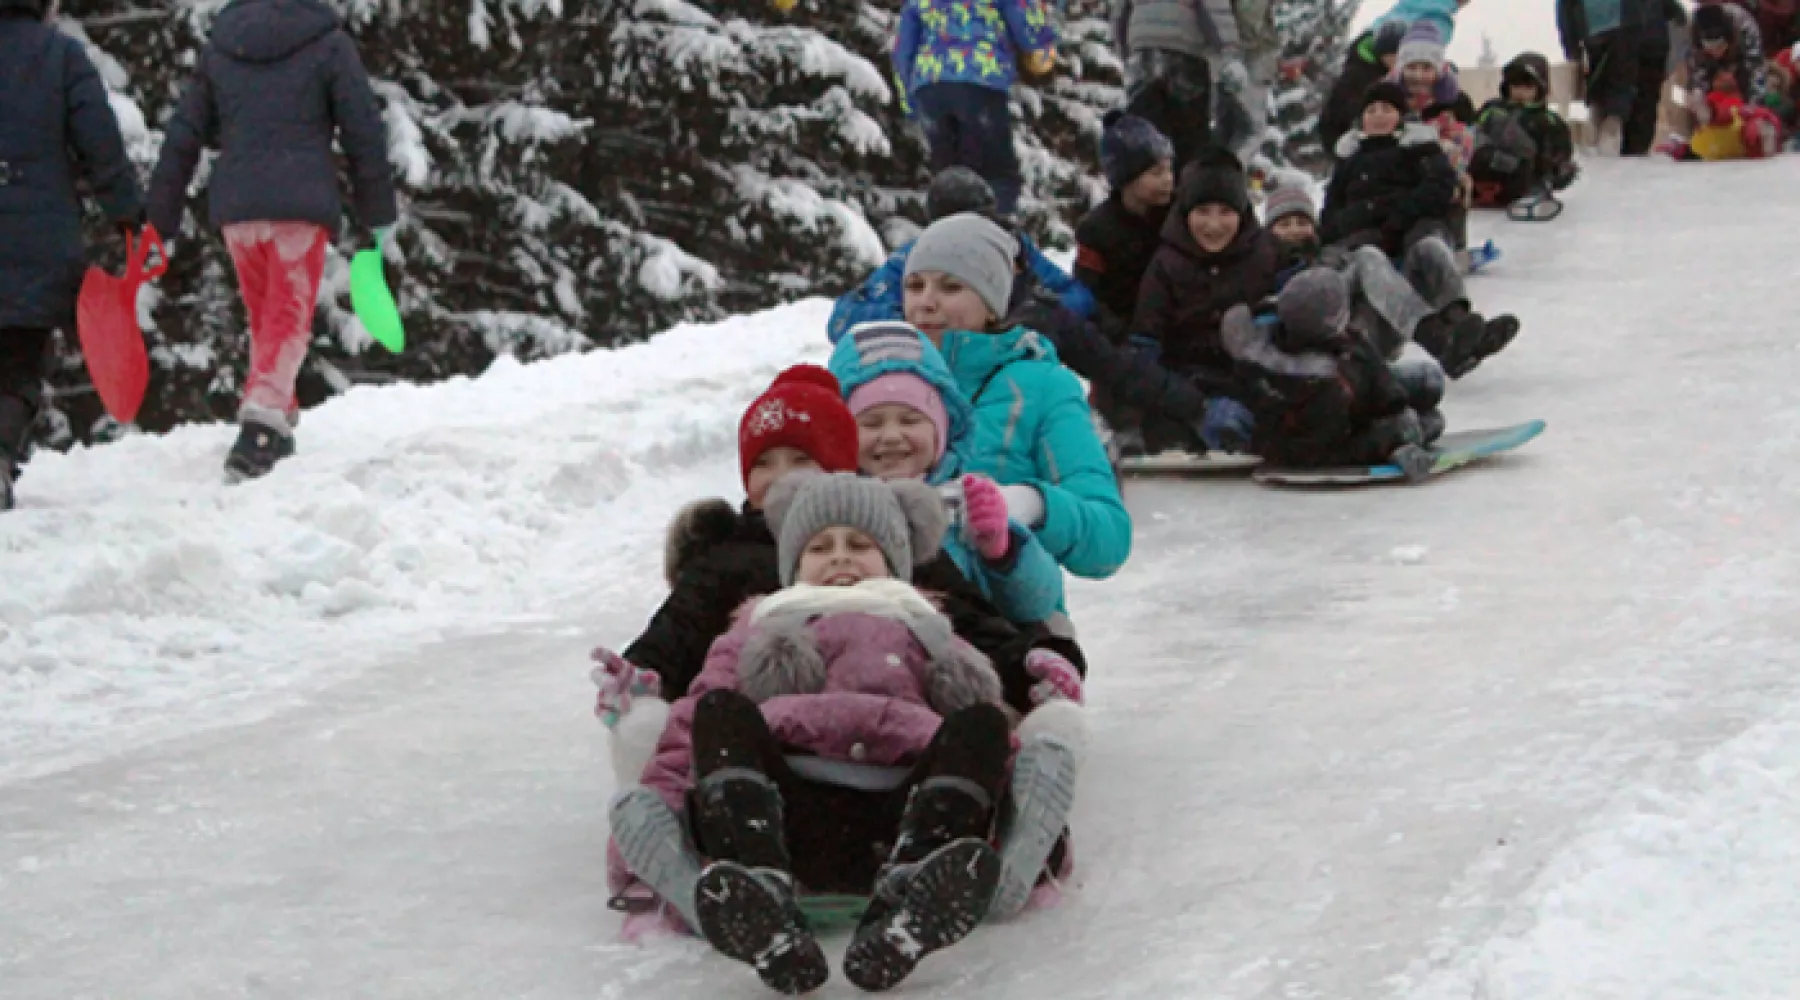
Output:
[905, 213, 1018, 322]
[1274, 268, 1351, 354]
[763, 471, 948, 586]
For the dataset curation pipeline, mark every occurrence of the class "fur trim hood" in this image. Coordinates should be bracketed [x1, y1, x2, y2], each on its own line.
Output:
[662, 498, 749, 587]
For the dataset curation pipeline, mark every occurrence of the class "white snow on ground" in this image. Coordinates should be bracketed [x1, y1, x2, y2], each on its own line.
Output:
[5, 158, 1800, 999]
[0, 302, 827, 782]
[1403, 701, 1800, 1000]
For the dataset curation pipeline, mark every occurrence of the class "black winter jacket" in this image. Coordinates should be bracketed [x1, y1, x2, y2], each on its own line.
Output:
[1132, 210, 1281, 386]
[622, 500, 1058, 713]
[1073, 194, 1167, 331]
[147, 0, 396, 239]
[1005, 283, 1210, 426]
[0, 11, 143, 329]
[1320, 124, 1459, 257]
[1319, 33, 1390, 161]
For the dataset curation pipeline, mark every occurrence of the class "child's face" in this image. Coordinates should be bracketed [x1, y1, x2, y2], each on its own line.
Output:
[1124, 159, 1175, 209]
[1363, 101, 1402, 136]
[857, 403, 937, 481]
[1702, 37, 1730, 59]
[1507, 82, 1542, 104]
[904, 271, 994, 344]
[797, 526, 889, 586]
[1186, 203, 1241, 253]
[746, 446, 820, 510]
[1402, 62, 1439, 94]
[1270, 215, 1317, 246]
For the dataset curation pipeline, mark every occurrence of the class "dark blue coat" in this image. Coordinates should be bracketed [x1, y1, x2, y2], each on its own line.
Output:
[0, 12, 144, 329]
[147, 0, 396, 240]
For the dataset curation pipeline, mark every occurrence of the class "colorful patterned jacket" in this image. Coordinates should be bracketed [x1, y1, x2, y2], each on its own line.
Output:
[892, 0, 1058, 103]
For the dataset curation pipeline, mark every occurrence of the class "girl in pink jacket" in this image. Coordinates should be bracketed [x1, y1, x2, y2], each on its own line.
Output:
[616, 471, 1014, 995]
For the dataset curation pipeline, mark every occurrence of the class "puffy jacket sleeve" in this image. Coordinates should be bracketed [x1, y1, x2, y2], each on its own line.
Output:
[828, 246, 909, 343]
[915, 556, 1041, 713]
[146, 59, 217, 239]
[622, 553, 750, 700]
[1029, 301, 1209, 424]
[1024, 239, 1095, 319]
[893, 1, 923, 102]
[969, 524, 1064, 623]
[1024, 365, 1132, 578]
[1129, 251, 1177, 345]
[324, 32, 398, 230]
[62, 39, 142, 226]
[638, 621, 749, 811]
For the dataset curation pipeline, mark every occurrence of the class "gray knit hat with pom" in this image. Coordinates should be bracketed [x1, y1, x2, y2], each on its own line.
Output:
[763, 472, 949, 586]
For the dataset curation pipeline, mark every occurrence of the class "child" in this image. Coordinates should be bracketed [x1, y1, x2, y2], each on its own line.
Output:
[891, 0, 1057, 218]
[0, 0, 143, 511]
[1323, 82, 1520, 378]
[1688, 3, 1769, 111]
[829, 320, 1067, 631]
[1131, 150, 1281, 452]
[1681, 68, 1785, 158]
[1321, 20, 1411, 158]
[1469, 53, 1578, 214]
[1389, 22, 1477, 240]
[1557, 0, 1647, 155]
[1221, 268, 1445, 481]
[1075, 112, 1176, 332]
[633, 472, 1013, 993]
[147, 0, 397, 481]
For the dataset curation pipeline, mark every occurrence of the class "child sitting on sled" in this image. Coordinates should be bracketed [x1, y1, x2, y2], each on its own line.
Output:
[1468, 53, 1578, 219]
[1222, 268, 1446, 481]
[1673, 68, 1785, 159]
[610, 472, 1083, 994]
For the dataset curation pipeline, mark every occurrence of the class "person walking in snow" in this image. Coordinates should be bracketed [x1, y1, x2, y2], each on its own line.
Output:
[1625, 0, 1688, 155]
[900, 213, 1134, 583]
[0, 0, 144, 512]
[1558, 0, 1649, 156]
[147, 0, 397, 482]
[1112, 0, 1260, 170]
[891, 0, 1057, 219]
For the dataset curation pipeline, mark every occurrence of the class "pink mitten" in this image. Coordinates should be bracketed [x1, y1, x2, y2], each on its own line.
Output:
[591, 647, 661, 729]
[961, 474, 1012, 561]
[1024, 648, 1085, 706]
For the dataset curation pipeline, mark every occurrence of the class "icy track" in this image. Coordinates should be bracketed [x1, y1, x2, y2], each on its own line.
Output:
[5, 160, 1800, 998]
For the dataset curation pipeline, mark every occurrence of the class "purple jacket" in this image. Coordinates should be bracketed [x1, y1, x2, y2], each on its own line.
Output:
[639, 580, 1005, 814]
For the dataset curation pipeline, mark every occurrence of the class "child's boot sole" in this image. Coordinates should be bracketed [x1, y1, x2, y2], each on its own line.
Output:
[695, 862, 828, 995]
[990, 736, 1078, 920]
[843, 839, 1000, 992]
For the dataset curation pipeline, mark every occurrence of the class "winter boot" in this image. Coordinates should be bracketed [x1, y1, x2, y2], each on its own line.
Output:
[1416, 408, 1447, 446]
[690, 768, 828, 995]
[1411, 305, 1486, 379]
[608, 787, 704, 933]
[843, 777, 1001, 992]
[990, 730, 1081, 920]
[224, 419, 296, 481]
[1595, 115, 1624, 157]
[1388, 358, 1446, 415]
[1392, 443, 1438, 482]
[1475, 315, 1521, 362]
[0, 393, 32, 513]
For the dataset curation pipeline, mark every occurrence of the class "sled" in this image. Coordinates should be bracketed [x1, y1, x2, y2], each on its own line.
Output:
[1464, 239, 1503, 274]
[75, 225, 167, 425]
[1506, 193, 1564, 223]
[799, 893, 870, 932]
[1118, 450, 1262, 476]
[1252, 420, 1545, 487]
[350, 232, 405, 352]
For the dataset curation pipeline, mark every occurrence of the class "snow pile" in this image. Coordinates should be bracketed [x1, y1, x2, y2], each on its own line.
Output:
[1404, 702, 1800, 1000]
[0, 301, 831, 783]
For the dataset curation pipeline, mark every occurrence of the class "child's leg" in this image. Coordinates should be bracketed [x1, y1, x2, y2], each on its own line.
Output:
[1346, 246, 1434, 358]
[1623, 42, 1670, 155]
[226, 221, 329, 435]
[911, 84, 964, 179]
[1398, 226, 1468, 313]
[0, 328, 49, 506]
[963, 84, 1024, 218]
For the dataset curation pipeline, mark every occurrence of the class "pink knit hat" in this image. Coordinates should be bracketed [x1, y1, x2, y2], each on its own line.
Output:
[847, 372, 950, 462]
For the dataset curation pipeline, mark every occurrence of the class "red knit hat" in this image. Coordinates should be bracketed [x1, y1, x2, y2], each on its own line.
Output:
[738, 364, 860, 487]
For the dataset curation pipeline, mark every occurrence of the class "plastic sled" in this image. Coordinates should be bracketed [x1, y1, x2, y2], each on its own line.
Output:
[1118, 450, 1262, 476]
[1506, 193, 1564, 223]
[76, 225, 168, 425]
[1253, 420, 1545, 487]
[800, 893, 870, 933]
[350, 233, 405, 352]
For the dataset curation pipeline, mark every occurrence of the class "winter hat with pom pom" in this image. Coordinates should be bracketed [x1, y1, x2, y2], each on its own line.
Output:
[763, 471, 949, 585]
[738, 365, 860, 488]
[1100, 109, 1174, 189]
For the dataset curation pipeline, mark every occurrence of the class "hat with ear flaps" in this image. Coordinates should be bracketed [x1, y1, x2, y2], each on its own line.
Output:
[762, 471, 949, 586]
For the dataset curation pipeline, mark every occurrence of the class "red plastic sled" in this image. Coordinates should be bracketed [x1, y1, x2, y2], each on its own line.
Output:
[76, 225, 167, 425]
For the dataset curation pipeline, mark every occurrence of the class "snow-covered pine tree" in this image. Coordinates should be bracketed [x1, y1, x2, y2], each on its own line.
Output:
[1011, 0, 1121, 245]
[1264, 0, 1361, 175]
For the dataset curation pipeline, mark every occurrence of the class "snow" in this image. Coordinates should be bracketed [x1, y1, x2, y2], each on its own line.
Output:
[7, 159, 1800, 998]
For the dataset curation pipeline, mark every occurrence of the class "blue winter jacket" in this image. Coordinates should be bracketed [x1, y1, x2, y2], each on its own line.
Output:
[892, 0, 1057, 98]
[147, 0, 396, 239]
[828, 323, 1067, 623]
[0, 12, 143, 329]
[827, 233, 1095, 344]
[1372, 0, 1461, 46]
[937, 326, 1132, 579]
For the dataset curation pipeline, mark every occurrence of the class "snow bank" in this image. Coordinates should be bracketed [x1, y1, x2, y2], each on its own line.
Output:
[0, 301, 831, 783]
[1403, 701, 1800, 1000]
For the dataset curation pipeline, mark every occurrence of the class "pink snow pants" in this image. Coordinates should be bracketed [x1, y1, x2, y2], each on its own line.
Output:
[223, 221, 329, 434]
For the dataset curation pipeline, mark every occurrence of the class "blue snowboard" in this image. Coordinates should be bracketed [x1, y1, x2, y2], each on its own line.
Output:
[1252, 420, 1545, 487]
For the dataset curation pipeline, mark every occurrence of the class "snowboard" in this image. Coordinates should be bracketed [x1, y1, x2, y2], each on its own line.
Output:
[1118, 450, 1262, 476]
[1252, 420, 1545, 487]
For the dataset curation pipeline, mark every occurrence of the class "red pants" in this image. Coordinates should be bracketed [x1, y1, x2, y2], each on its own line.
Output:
[223, 221, 329, 433]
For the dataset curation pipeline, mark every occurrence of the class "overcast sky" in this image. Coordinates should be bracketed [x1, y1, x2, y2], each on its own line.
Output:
[1351, 2, 1564, 67]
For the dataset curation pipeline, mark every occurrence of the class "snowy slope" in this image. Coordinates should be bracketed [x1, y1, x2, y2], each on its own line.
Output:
[6, 159, 1800, 999]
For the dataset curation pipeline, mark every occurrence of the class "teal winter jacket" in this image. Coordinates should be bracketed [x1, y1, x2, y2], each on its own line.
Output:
[937, 326, 1133, 580]
[828, 323, 1067, 623]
